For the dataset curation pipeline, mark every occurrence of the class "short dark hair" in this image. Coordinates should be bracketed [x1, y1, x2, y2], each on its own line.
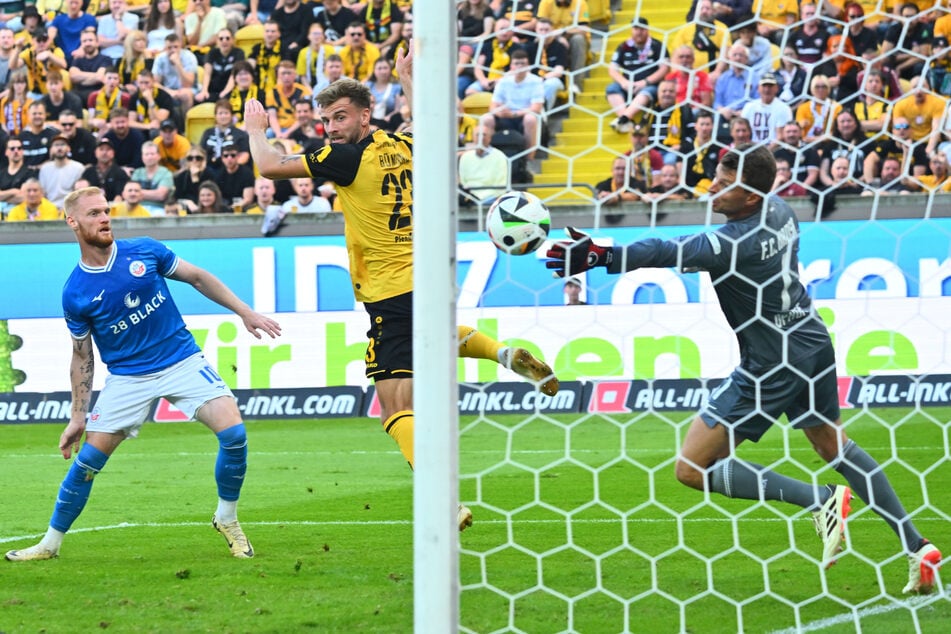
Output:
[510, 48, 530, 62]
[232, 60, 254, 76]
[721, 144, 776, 197]
[316, 77, 372, 110]
[109, 107, 130, 120]
[215, 98, 232, 112]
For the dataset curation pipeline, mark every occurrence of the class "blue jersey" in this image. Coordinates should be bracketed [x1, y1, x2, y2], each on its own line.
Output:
[613, 197, 831, 374]
[62, 238, 201, 376]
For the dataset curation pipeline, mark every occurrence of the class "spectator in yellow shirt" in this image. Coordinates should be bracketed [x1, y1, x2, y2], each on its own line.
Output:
[669, 0, 730, 79]
[111, 181, 153, 217]
[906, 152, 951, 193]
[13, 28, 68, 96]
[156, 119, 192, 172]
[890, 76, 949, 157]
[6, 178, 61, 221]
[339, 22, 380, 82]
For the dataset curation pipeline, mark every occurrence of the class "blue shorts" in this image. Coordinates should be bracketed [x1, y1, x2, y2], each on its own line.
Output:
[699, 344, 841, 442]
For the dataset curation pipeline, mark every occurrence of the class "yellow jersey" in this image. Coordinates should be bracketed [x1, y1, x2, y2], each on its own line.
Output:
[302, 129, 413, 303]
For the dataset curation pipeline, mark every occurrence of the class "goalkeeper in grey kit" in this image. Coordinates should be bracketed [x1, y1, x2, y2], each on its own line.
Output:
[545, 144, 941, 594]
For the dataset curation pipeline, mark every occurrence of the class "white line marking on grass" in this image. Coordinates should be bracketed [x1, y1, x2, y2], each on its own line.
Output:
[1, 445, 936, 460]
[767, 585, 950, 634]
[2, 515, 945, 545]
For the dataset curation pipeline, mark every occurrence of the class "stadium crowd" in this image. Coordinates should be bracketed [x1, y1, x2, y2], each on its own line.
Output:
[0, 0, 948, 222]
[457, 0, 951, 214]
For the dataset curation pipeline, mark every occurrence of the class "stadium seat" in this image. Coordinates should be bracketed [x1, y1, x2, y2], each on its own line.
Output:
[235, 24, 263, 57]
[185, 102, 216, 145]
[462, 92, 492, 116]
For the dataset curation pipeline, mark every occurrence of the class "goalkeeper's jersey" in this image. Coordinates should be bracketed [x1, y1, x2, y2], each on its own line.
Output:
[612, 196, 830, 374]
[301, 129, 413, 304]
[62, 238, 200, 376]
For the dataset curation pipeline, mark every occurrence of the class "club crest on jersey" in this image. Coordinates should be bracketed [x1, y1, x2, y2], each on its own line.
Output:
[129, 260, 146, 277]
[124, 293, 141, 309]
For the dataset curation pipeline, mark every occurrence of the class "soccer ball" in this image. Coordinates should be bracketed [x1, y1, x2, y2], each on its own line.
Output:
[485, 191, 551, 256]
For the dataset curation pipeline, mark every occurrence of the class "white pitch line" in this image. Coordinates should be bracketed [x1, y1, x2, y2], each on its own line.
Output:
[0, 445, 936, 460]
[767, 585, 950, 634]
[2, 515, 945, 545]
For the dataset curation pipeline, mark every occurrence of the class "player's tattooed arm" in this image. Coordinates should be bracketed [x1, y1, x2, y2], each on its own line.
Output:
[68, 335, 94, 419]
[61, 335, 94, 459]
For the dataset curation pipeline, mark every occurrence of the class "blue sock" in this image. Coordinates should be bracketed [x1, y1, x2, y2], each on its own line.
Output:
[215, 424, 247, 502]
[49, 444, 109, 533]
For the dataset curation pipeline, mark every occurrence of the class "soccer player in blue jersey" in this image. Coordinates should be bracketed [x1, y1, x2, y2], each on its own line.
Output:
[545, 145, 942, 595]
[5, 187, 281, 562]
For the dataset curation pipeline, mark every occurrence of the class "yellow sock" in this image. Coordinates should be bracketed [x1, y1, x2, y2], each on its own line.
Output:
[383, 410, 414, 469]
[458, 325, 504, 362]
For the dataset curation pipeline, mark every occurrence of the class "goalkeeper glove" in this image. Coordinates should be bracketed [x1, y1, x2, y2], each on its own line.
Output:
[545, 227, 613, 278]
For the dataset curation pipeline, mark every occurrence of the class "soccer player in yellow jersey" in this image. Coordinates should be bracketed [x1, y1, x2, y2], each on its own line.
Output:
[245, 48, 559, 532]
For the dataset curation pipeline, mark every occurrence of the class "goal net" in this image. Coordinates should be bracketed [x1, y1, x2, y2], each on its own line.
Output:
[449, 1, 950, 632]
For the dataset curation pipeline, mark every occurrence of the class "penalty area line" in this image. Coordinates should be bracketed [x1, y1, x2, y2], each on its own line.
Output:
[767, 584, 951, 634]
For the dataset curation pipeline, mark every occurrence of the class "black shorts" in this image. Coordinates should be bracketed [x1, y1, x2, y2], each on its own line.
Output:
[363, 292, 413, 382]
[699, 343, 841, 442]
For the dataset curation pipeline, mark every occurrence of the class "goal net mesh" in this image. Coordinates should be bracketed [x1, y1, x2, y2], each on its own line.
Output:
[454, 1, 950, 631]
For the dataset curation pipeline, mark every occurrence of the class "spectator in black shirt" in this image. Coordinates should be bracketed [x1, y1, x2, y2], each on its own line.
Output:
[606, 17, 668, 132]
[67, 28, 113, 104]
[772, 121, 820, 191]
[80, 138, 130, 201]
[40, 71, 84, 121]
[527, 18, 569, 110]
[197, 29, 246, 104]
[458, 0, 494, 39]
[57, 109, 97, 167]
[19, 102, 59, 169]
[102, 107, 145, 170]
[788, 3, 829, 67]
[271, 0, 314, 56]
[818, 109, 873, 187]
[0, 138, 30, 213]
[595, 156, 644, 206]
[216, 141, 256, 206]
[175, 146, 218, 211]
[881, 2, 933, 80]
[313, 0, 358, 47]
[127, 69, 175, 135]
[199, 99, 251, 169]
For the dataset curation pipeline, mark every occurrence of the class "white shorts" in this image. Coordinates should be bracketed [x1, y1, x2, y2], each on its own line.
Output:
[88, 352, 234, 437]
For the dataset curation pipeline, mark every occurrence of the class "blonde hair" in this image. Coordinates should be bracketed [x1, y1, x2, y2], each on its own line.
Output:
[64, 186, 105, 218]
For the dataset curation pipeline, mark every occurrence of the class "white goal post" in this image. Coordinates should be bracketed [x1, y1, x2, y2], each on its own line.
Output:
[412, 2, 460, 633]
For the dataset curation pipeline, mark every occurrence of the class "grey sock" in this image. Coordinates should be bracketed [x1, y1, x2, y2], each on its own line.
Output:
[833, 440, 924, 552]
[708, 457, 822, 509]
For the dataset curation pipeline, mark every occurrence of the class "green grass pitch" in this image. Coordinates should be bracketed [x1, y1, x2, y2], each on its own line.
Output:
[1, 408, 948, 633]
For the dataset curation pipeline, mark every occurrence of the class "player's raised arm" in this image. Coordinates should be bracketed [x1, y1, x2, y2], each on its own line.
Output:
[169, 259, 282, 339]
[395, 44, 413, 117]
[244, 98, 310, 180]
